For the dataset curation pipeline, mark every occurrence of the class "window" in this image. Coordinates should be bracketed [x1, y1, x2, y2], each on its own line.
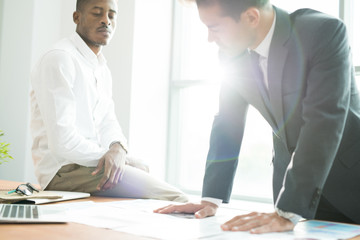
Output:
[340, 0, 360, 87]
[271, 0, 339, 17]
[167, 3, 221, 189]
[352, 1, 360, 68]
[167, 0, 360, 202]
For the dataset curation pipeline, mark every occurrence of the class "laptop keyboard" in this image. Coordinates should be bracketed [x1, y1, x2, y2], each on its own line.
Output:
[0, 204, 39, 219]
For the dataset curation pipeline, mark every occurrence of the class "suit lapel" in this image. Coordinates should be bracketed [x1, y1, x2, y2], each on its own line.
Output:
[268, 7, 292, 147]
[225, 55, 278, 129]
[224, 6, 293, 135]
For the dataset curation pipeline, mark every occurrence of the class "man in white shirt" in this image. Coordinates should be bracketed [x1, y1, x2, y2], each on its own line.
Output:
[30, 0, 187, 202]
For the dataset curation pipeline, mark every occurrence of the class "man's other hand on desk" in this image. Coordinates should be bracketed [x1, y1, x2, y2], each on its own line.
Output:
[221, 211, 294, 234]
[92, 143, 127, 191]
[154, 200, 218, 218]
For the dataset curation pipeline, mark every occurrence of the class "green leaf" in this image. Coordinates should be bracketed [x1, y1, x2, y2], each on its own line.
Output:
[0, 130, 13, 164]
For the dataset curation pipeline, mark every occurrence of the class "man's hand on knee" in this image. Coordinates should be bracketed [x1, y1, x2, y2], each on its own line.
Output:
[92, 143, 127, 191]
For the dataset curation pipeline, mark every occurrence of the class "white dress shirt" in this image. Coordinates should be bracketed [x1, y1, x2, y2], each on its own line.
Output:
[252, 10, 276, 89]
[30, 33, 127, 189]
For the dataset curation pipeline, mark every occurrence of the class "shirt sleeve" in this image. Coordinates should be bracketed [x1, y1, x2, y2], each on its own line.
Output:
[31, 50, 106, 164]
[92, 65, 128, 151]
[201, 197, 223, 207]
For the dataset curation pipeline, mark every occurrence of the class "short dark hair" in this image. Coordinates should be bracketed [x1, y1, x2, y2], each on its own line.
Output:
[195, 0, 269, 20]
[76, 0, 118, 12]
[76, 0, 88, 12]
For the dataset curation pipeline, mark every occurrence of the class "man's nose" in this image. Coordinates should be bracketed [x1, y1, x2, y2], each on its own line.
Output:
[101, 15, 111, 26]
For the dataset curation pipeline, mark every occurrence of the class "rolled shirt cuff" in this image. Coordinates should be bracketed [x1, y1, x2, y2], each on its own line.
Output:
[201, 197, 223, 207]
[109, 141, 128, 153]
[276, 208, 303, 225]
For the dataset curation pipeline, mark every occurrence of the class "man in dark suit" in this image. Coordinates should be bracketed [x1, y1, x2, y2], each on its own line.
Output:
[155, 0, 359, 234]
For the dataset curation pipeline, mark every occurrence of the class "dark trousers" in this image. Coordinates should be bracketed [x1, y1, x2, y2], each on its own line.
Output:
[315, 195, 355, 224]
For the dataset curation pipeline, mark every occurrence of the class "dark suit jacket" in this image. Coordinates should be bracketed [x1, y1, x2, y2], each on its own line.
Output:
[202, 6, 359, 221]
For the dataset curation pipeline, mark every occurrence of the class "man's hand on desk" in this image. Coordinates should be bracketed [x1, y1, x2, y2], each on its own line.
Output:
[92, 143, 127, 191]
[221, 211, 295, 234]
[153, 201, 218, 218]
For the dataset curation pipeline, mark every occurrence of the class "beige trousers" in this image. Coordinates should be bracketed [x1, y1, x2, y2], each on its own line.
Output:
[46, 163, 188, 202]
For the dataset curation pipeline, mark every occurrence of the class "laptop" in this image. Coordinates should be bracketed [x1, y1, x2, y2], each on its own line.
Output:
[0, 204, 67, 223]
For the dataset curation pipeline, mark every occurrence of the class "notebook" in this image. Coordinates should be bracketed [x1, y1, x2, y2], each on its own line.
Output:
[0, 203, 67, 223]
[26, 191, 90, 205]
[0, 190, 90, 204]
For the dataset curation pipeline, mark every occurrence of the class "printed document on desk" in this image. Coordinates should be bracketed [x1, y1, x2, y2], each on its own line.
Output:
[66, 199, 231, 239]
[64, 199, 360, 240]
[205, 221, 360, 240]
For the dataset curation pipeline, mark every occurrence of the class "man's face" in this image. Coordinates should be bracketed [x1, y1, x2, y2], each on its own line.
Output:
[74, 0, 118, 54]
[198, 3, 256, 58]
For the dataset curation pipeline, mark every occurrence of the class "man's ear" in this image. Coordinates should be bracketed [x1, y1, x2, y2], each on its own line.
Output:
[73, 11, 80, 24]
[243, 7, 260, 27]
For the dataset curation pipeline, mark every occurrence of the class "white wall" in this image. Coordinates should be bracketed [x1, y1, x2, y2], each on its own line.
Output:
[0, 0, 38, 182]
[0, 0, 172, 183]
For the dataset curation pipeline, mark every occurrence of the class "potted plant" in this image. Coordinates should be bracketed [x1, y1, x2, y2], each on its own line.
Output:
[0, 130, 13, 165]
